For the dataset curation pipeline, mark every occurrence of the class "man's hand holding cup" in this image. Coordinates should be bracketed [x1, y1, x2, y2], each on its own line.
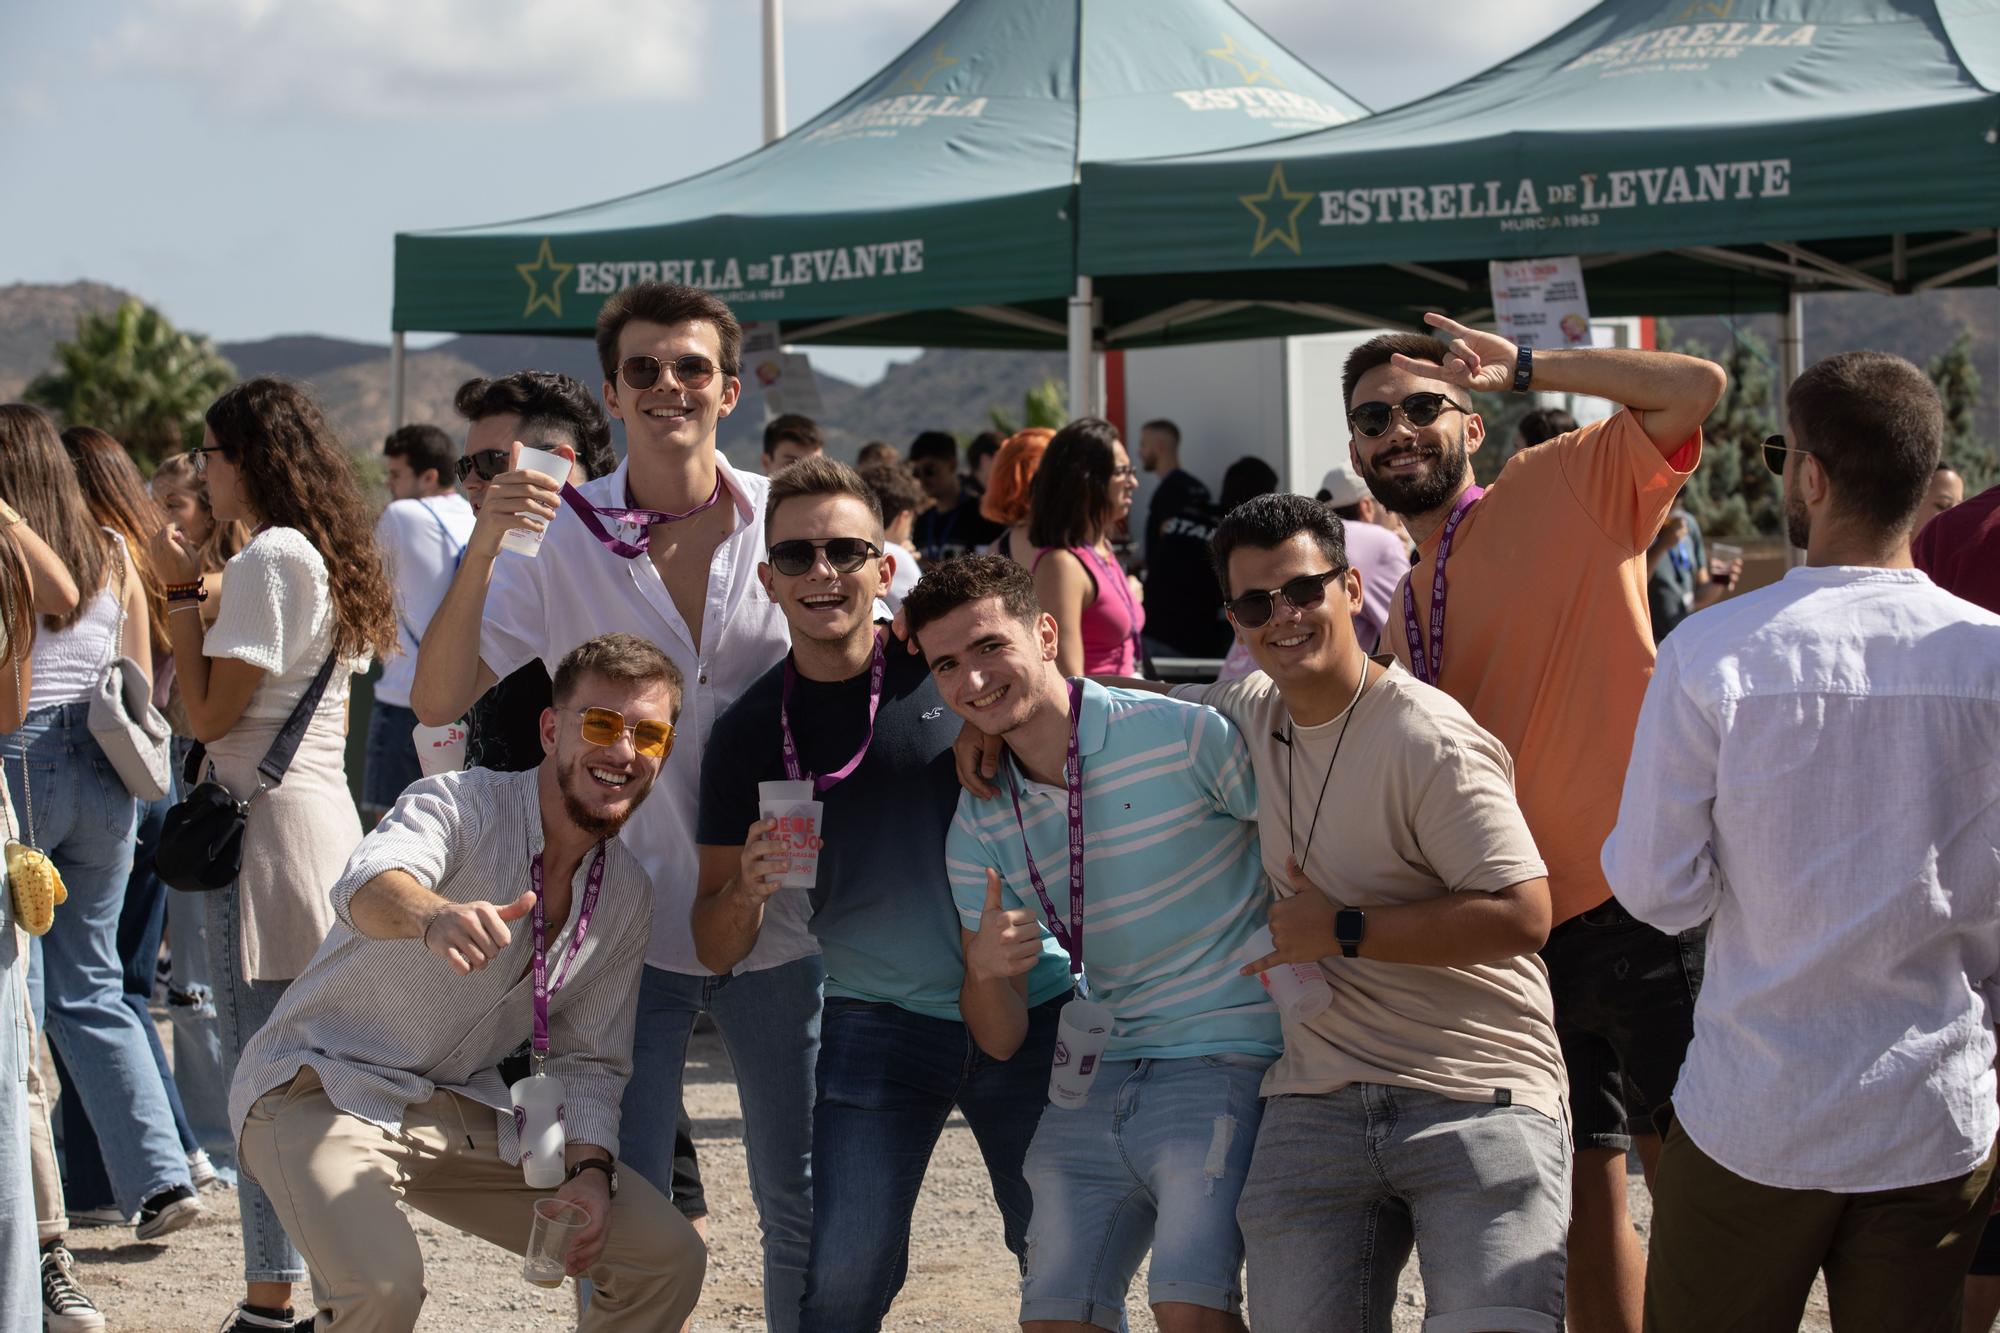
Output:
[467, 441, 568, 559]
[732, 818, 793, 907]
[423, 891, 537, 976]
[967, 869, 1044, 983]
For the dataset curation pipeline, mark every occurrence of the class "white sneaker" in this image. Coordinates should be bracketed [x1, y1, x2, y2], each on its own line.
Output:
[189, 1148, 219, 1190]
[41, 1243, 106, 1333]
[66, 1206, 128, 1229]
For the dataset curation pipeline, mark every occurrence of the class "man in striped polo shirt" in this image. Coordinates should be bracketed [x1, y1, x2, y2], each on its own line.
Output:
[903, 555, 1279, 1333]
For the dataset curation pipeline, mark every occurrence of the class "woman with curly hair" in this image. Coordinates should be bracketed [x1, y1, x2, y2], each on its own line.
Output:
[148, 378, 396, 1333]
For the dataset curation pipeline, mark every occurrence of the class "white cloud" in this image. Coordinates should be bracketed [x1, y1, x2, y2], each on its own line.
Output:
[96, 0, 714, 118]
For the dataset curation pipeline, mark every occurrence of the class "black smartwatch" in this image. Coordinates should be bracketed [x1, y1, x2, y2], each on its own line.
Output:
[1511, 345, 1533, 393]
[566, 1157, 619, 1197]
[1335, 907, 1366, 959]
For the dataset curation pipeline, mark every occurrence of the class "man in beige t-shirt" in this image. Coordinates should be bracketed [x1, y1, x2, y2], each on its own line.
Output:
[1178, 492, 1570, 1332]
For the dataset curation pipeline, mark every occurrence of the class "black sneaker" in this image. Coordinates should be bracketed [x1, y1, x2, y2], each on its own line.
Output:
[135, 1182, 202, 1241]
[214, 1302, 312, 1332]
[40, 1242, 106, 1333]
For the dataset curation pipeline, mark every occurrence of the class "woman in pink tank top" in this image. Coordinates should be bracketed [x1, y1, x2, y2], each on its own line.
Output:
[1026, 417, 1144, 676]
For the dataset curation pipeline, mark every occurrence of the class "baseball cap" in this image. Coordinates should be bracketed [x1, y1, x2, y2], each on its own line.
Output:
[1316, 468, 1369, 509]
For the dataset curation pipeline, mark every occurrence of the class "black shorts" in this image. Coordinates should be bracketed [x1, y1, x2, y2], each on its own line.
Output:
[1970, 1209, 2000, 1277]
[1540, 898, 1706, 1153]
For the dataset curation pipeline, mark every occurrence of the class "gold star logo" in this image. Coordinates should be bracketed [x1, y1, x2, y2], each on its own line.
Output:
[516, 238, 574, 319]
[1240, 164, 1312, 257]
[1207, 33, 1284, 88]
[1677, 0, 1731, 18]
[902, 45, 958, 93]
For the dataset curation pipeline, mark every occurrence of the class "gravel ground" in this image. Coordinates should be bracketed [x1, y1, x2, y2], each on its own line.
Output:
[65, 1025, 1832, 1331]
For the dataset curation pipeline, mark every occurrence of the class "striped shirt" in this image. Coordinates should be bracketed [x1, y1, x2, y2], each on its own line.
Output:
[947, 681, 1280, 1061]
[228, 767, 652, 1163]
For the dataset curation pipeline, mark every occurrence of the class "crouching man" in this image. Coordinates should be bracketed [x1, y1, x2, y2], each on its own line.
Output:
[228, 633, 705, 1333]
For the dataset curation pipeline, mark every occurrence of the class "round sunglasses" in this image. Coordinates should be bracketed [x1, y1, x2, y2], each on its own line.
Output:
[1348, 392, 1468, 439]
[575, 706, 674, 759]
[766, 537, 883, 577]
[619, 354, 727, 393]
[1225, 569, 1346, 628]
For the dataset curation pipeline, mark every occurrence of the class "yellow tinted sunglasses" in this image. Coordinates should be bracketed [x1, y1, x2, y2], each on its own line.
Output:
[575, 707, 674, 759]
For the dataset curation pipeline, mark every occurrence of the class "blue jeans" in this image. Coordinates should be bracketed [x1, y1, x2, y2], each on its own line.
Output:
[800, 994, 1062, 1333]
[620, 957, 822, 1333]
[205, 885, 305, 1284]
[165, 736, 233, 1163]
[56, 787, 203, 1212]
[1, 872, 39, 1330]
[9, 702, 189, 1216]
[361, 701, 422, 817]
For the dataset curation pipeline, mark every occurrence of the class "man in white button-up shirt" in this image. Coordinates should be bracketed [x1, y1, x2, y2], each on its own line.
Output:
[1604, 351, 2000, 1333]
[414, 283, 818, 1331]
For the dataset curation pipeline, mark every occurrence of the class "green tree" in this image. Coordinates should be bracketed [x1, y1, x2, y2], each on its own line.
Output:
[1657, 323, 1781, 538]
[1927, 329, 1999, 492]
[24, 299, 236, 466]
[989, 376, 1067, 435]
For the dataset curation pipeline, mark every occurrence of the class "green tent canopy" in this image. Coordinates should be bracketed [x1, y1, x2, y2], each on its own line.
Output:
[390, 0, 1368, 347]
[1079, 0, 2000, 340]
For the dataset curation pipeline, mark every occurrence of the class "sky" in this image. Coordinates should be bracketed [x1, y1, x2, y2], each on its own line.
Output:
[0, 0, 1595, 385]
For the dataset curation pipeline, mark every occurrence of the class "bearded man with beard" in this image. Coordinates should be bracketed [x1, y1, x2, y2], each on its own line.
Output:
[1343, 315, 1725, 1333]
[226, 634, 705, 1332]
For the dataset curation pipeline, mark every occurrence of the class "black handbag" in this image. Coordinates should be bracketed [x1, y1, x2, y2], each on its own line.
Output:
[156, 655, 338, 893]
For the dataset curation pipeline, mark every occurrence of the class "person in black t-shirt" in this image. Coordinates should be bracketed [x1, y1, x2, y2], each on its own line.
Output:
[1136, 419, 1229, 657]
[909, 430, 1003, 562]
[692, 458, 1062, 1331]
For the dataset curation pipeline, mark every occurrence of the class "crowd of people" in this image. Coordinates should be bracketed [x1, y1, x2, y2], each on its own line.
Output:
[0, 277, 1994, 1333]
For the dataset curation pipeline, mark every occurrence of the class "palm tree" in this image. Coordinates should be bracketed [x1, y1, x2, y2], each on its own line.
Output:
[25, 299, 236, 466]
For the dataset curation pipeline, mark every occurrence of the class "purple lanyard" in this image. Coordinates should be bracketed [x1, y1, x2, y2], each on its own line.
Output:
[1004, 678, 1085, 975]
[529, 847, 606, 1062]
[1402, 487, 1484, 686]
[559, 474, 723, 559]
[779, 630, 886, 794]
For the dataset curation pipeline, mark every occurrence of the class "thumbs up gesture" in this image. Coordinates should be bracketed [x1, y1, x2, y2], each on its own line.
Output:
[967, 869, 1045, 983]
[423, 889, 538, 976]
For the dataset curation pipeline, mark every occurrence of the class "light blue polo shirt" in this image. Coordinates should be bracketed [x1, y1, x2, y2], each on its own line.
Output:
[946, 681, 1281, 1061]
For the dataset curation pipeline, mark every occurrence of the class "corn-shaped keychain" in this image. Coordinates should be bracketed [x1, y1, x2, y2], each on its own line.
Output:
[6, 839, 63, 935]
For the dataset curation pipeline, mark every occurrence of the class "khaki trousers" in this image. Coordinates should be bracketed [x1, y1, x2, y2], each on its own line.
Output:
[16, 941, 66, 1242]
[239, 1069, 704, 1333]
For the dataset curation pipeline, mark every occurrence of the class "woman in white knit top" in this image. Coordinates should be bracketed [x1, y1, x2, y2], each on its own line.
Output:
[150, 379, 397, 1333]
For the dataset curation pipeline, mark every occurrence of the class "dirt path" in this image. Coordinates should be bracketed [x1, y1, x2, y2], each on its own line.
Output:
[66, 1027, 1831, 1331]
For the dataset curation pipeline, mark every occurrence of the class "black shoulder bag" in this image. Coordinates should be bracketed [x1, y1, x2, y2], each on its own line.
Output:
[157, 655, 338, 893]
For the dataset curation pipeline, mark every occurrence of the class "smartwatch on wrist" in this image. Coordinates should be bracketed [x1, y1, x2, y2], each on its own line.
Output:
[1511, 345, 1533, 393]
[1335, 907, 1366, 959]
[566, 1157, 619, 1197]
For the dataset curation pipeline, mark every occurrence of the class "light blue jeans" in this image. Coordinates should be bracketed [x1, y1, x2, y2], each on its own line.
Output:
[204, 886, 306, 1284]
[165, 733, 233, 1162]
[2, 875, 40, 1331]
[619, 957, 823, 1333]
[9, 702, 190, 1215]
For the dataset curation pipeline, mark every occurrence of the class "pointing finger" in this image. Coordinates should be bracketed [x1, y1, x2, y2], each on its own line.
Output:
[1424, 311, 1469, 339]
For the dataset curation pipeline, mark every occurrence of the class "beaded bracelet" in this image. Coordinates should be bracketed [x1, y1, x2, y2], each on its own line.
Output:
[165, 580, 208, 604]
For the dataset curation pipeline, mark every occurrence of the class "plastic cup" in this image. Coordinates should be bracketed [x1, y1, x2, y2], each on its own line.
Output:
[498, 447, 572, 557]
[1048, 998, 1114, 1109]
[1244, 925, 1333, 1025]
[510, 1072, 567, 1190]
[521, 1197, 588, 1288]
[411, 720, 468, 778]
[758, 779, 823, 890]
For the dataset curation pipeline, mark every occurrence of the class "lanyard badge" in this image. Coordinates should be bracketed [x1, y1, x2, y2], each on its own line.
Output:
[1402, 486, 1484, 686]
[514, 845, 605, 1187]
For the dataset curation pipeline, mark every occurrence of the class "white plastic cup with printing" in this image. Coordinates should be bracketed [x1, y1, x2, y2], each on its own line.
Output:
[510, 1070, 567, 1190]
[499, 446, 573, 557]
[411, 720, 468, 777]
[757, 778, 823, 890]
[1243, 925, 1333, 1024]
[1048, 996, 1114, 1109]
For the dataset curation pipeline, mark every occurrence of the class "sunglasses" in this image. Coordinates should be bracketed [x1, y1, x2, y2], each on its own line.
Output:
[576, 706, 674, 759]
[1348, 392, 1468, 439]
[767, 537, 882, 577]
[1762, 434, 1813, 476]
[619, 354, 725, 393]
[1225, 569, 1346, 628]
[455, 449, 510, 482]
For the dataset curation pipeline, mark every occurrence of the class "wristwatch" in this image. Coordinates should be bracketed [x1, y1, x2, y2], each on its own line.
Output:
[1335, 907, 1366, 959]
[566, 1157, 619, 1197]
[1511, 345, 1533, 393]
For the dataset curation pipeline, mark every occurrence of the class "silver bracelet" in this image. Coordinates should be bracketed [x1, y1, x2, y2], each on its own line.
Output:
[420, 904, 452, 949]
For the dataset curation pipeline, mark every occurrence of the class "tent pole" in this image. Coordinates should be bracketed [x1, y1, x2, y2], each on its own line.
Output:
[1068, 275, 1096, 418]
[762, 0, 786, 143]
[390, 332, 406, 432]
[1779, 287, 1806, 568]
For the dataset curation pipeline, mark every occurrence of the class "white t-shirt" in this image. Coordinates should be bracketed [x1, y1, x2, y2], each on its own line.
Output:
[206, 527, 363, 720]
[881, 540, 921, 613]
[373, 494, 476, 708]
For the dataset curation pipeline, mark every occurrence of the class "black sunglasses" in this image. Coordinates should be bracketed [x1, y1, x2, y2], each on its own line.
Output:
[455, 449, 510, 482]
[767, 537, 882, 577]
[1762, 434, 1813, 476]
[1348, 392, 1468, 439]
[1225, 569, 1345, 628]
[619, 354, 725, 393]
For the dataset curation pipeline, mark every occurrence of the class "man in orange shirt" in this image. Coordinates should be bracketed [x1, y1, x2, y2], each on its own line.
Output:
[1344, 314, 1725, 1333]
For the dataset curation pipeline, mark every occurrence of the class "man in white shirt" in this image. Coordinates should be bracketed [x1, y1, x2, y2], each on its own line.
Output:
[412, 283, 817, 1331]
[364, 424, 477, 825]
[1603, 351, 2000, 1333]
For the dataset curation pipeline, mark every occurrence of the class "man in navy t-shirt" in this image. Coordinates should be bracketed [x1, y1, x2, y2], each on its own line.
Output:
[692, 458, 1068, 1331]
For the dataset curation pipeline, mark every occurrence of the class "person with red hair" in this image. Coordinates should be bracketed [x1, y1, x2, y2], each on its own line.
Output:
[980, 428, 1051, 566]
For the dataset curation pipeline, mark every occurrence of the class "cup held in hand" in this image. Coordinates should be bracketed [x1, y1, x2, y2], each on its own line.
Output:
[757, 779, 823, 890]
[521, 1196, 589, 1288]
[499, 447, 572, 557]
[412, 721, 469, 778]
